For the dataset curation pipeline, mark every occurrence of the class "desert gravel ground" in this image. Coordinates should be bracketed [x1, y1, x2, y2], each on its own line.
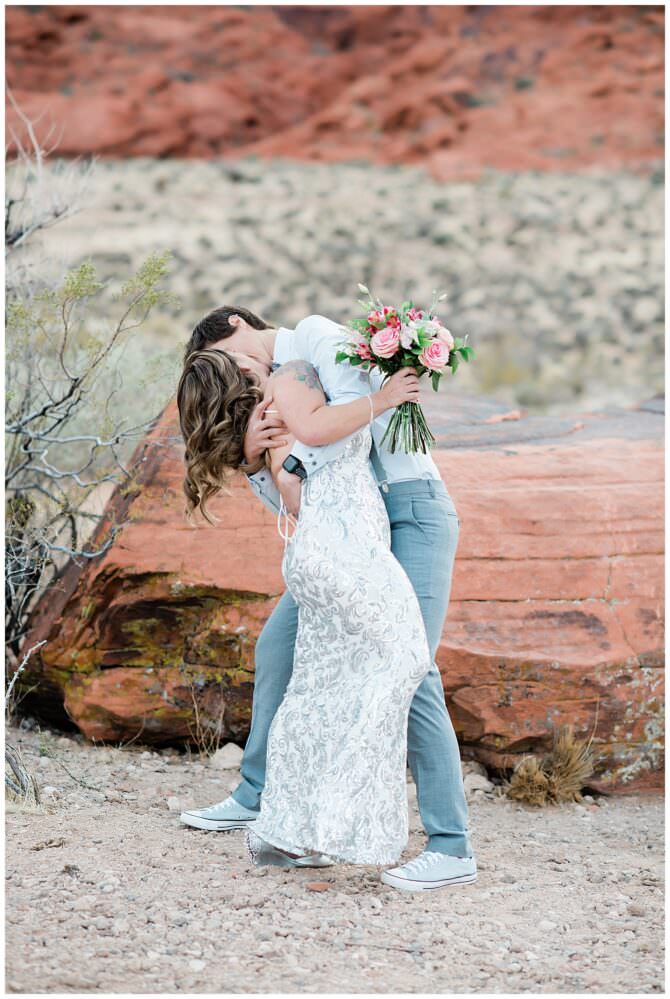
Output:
[5, 724, 664, 994]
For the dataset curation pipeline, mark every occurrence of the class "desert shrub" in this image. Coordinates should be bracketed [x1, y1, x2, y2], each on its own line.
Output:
[5, 94, 180, 685]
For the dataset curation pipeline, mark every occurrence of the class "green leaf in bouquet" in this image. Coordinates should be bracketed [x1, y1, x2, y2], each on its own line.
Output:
[455, 345, 475, 362]
[431, 370, 441, 392]
[450, 354, 460, 374]
[335, 350, 350, 363]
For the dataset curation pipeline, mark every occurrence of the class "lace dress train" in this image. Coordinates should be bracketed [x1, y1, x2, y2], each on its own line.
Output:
[252, 427, 432, 865]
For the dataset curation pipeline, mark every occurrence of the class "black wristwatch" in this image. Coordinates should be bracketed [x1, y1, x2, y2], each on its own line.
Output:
[282, 455, 307, 480]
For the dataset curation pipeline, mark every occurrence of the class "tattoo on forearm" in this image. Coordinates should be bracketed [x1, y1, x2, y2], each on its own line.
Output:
[272, 359, 323, 392]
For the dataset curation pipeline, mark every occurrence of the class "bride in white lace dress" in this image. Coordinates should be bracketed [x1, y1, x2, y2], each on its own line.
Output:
[247, 359, 432, 866]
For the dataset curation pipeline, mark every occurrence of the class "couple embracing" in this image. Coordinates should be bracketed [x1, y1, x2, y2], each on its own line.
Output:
[176, 306, 476, 892]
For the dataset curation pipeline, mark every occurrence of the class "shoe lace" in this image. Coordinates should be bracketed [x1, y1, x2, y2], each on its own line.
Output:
[401, 851, 444, 875]
[202, 796, 233, 814]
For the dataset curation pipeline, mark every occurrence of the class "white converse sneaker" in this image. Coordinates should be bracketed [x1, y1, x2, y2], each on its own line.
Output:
[180, 795, 258, 831]
[381, 850, 477, 891]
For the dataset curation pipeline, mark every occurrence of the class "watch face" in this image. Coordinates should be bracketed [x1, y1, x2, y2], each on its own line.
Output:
[283, 456, 305, 477]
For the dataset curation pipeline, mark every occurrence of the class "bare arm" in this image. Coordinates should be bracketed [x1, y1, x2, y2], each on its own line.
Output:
[269, 360, 419, 447]
[259, 393, 303, 519]
[267, 435, 303, 519]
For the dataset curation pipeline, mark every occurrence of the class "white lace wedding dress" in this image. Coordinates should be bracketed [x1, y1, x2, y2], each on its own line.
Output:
[252, 426, 432, 865]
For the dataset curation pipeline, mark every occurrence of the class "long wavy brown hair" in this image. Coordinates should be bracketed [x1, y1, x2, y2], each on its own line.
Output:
[177, 348, 263, 525]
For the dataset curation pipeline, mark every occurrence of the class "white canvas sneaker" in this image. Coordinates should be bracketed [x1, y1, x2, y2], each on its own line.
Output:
[180, 795, 259, 831]
[381, 850, 477, 891]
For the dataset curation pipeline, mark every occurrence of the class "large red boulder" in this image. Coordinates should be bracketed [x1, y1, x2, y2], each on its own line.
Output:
[23, 391, 664, 794]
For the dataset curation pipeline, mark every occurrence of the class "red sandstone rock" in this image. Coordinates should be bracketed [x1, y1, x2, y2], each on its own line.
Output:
[5, 5, 664, 177]
[22, 392, 664, 794]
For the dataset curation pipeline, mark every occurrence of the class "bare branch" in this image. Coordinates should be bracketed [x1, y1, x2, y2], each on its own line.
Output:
[5, 640, 47, 709]
[5, 88, 94, 256]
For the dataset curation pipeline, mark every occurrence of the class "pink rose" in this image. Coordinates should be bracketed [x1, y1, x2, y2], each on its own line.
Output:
[370, 327, 401, 358]
[419, 339, 450, 371]
[436, 325, 454, 351]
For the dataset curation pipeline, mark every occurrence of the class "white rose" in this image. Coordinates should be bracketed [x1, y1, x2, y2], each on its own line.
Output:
[400, 322, 418, 349]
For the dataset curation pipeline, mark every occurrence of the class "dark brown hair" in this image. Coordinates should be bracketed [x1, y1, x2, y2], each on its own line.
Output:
[183, 305, 273, 363]
[176, 348, 263, 525]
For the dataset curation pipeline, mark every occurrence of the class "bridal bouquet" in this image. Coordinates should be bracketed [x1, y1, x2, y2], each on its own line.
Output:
[335, 284, 475, 453]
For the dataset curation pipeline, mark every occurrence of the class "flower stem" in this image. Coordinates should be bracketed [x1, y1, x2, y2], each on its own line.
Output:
[380, 402, 436, 454]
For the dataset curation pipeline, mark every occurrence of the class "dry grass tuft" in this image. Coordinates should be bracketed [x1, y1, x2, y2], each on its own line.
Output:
[505, 754, 552, 807]
[504, 722, 597, 806]
[5, 743, 41, 809]
[184, 674, 227, 759]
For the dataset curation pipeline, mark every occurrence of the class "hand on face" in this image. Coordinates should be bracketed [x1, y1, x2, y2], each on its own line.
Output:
[243, 396, 290, 464]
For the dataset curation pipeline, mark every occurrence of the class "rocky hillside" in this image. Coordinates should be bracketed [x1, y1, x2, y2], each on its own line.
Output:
[28, 158, 664, 425]
[6, 5, 664, 178]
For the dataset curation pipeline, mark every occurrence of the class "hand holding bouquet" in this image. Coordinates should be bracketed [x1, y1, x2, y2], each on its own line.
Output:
[336, 285, 475, 453]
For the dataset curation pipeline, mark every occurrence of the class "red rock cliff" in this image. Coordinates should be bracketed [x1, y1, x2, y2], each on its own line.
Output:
[5, 5, 664, 178]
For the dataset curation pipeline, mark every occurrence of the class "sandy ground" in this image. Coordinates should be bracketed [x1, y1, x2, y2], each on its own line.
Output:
[5, 723, 665, 994]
